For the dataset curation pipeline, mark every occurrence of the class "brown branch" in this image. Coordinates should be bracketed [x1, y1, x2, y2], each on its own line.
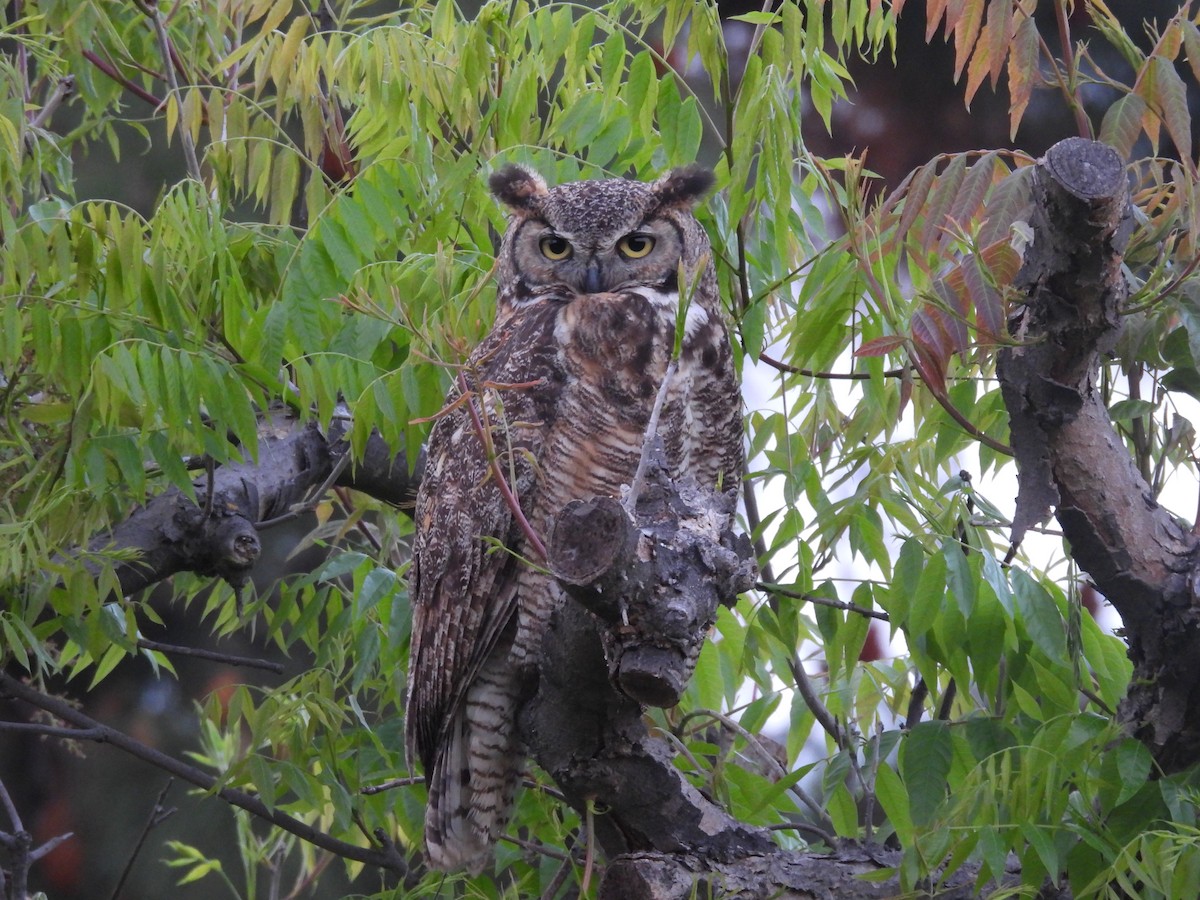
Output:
[1053, 0, 1092, 139]
[997, 137, 1200, 771]
[135, 639, 285, 673]
[758, 351, 906, 381]
[109, 780, 175, 900]
[69, 407, 419, 601]
[82, 49, 164, 108]
[28, 75, 76, 129]
[0, 673, 409, 874]
[141, 0, 203, 182]
[757, 581, 890, 622]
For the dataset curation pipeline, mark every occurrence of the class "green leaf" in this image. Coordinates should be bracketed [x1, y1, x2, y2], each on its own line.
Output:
[826, 781, 860, 838]
[901, 721, 952, 827]
[907, 547, 947, 638]
[873, 762, 913, 845]
[1011, 569, 1067, 659]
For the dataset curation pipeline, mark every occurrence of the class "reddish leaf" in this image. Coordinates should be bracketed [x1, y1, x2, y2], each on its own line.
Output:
[964, 0, 1013, 108]
[948, 152, 999, 235]
[979, 239, 1023, 289]
[926, 0, 951, 43]
[1158, 16, 1184, 62]
[978, 164, 1033, 248]
[880, 166, 919, 220]
[985, 0, 1016, 88]
[951, 0, 984, 82]
[899, 369, 914, 415]
[932, 281, 970, 353]
[939, 265, 972, 320]
[912, 290, 968, 390]
[920, 155, 966, 252]
[1135, 62, 1163, 151]
[910, 340, 947, 395]
[855, 334, 907, 357]
[1151, 55, 1192, 163]
[1182, 21, 1200, 89]
[1098, 92, 1146, 161]
[1008, 14, 1039, 138]
[897, 159, 940, 253]
[963, 254, 1005, 342]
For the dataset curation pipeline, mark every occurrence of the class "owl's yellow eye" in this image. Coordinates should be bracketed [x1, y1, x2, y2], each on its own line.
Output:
[540, 235, 572, 260]
[618, 233, 655, 259]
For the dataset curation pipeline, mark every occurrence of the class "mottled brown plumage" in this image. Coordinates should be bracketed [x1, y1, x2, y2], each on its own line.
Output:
[405, 166, 743, 873]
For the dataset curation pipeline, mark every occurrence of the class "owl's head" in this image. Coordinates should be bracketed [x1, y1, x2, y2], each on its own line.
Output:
[488, 165, 715, 310]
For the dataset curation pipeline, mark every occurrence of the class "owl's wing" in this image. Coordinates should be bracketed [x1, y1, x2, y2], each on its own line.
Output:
[405, 302, 563, 772]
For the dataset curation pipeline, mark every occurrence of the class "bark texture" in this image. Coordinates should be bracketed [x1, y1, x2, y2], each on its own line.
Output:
[997, 136, 1200, 771]
[78, 405, 420, 597]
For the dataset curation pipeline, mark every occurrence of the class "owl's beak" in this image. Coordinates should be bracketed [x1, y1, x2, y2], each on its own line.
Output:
[583, 261, 603, 294]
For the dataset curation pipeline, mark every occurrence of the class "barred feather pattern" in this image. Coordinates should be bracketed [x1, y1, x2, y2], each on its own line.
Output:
[405, 168, 742, 873]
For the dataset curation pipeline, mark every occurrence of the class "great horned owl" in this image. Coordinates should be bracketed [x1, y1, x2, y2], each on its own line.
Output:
[405, 165, 743, 873]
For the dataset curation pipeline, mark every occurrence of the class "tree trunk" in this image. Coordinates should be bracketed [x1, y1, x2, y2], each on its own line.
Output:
[997, 136, 1200, 771]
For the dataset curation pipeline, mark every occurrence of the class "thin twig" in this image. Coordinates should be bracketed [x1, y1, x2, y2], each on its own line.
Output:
[0, 776, 22, 832]
[30, 831, 74, 862]
[742, 478, 848, 752]
[109, 780, 175, 900]
[137, 638, 285, 673]
[757, 581, 890, 622]
[499, 833, 569, 863]
[676, 708, 835, 833]
[0, 673, 408, 874]
[257, 452, 351, 531]
[29, 75, 76, 129]
[790, 656, 845, 748]
[457, 372, 548, 561]
[82, 49, 164, 107]
[142, 0, 203, 182]
[1053, 0, 1092, 139]
[360, 775, 425, 794]
[767, 820, 838, 845]
[758, 351, 906, 381]
[539, 850, 577, 900]
[0, 721, 107, 740]
[624, 359, 677, 513]
[361, 774, 567, 803]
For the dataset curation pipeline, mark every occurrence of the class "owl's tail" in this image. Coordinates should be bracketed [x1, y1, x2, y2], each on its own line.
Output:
[423, 653, 523, 875]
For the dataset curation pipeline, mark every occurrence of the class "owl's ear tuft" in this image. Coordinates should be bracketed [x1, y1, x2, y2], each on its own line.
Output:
[489, 165, 549, 212]
[651, 165, 715, 210]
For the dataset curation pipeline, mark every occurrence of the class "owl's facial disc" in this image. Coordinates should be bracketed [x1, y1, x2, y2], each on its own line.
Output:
[519, 217, 682, 296]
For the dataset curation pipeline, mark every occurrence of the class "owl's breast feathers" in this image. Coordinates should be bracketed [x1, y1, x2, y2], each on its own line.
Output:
[407, 288, 741, 770]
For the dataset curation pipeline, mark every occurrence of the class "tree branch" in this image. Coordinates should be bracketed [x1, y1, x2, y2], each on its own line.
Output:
[73, 405, 419, 599]
[997, 136, 1200, 771]
[0, 673, 409, 875]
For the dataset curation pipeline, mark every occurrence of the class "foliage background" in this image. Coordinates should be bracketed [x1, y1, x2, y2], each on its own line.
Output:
[5, 0, 1200, 897]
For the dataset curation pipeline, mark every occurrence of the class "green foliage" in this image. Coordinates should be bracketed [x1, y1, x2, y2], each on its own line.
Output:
[8, 0, 1200, 897]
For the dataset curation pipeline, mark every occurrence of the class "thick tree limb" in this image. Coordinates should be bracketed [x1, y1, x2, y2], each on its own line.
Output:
[998, 137, 1200, 771]
[523, 442, 1019, 897]
[82, 404, 420, 598]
